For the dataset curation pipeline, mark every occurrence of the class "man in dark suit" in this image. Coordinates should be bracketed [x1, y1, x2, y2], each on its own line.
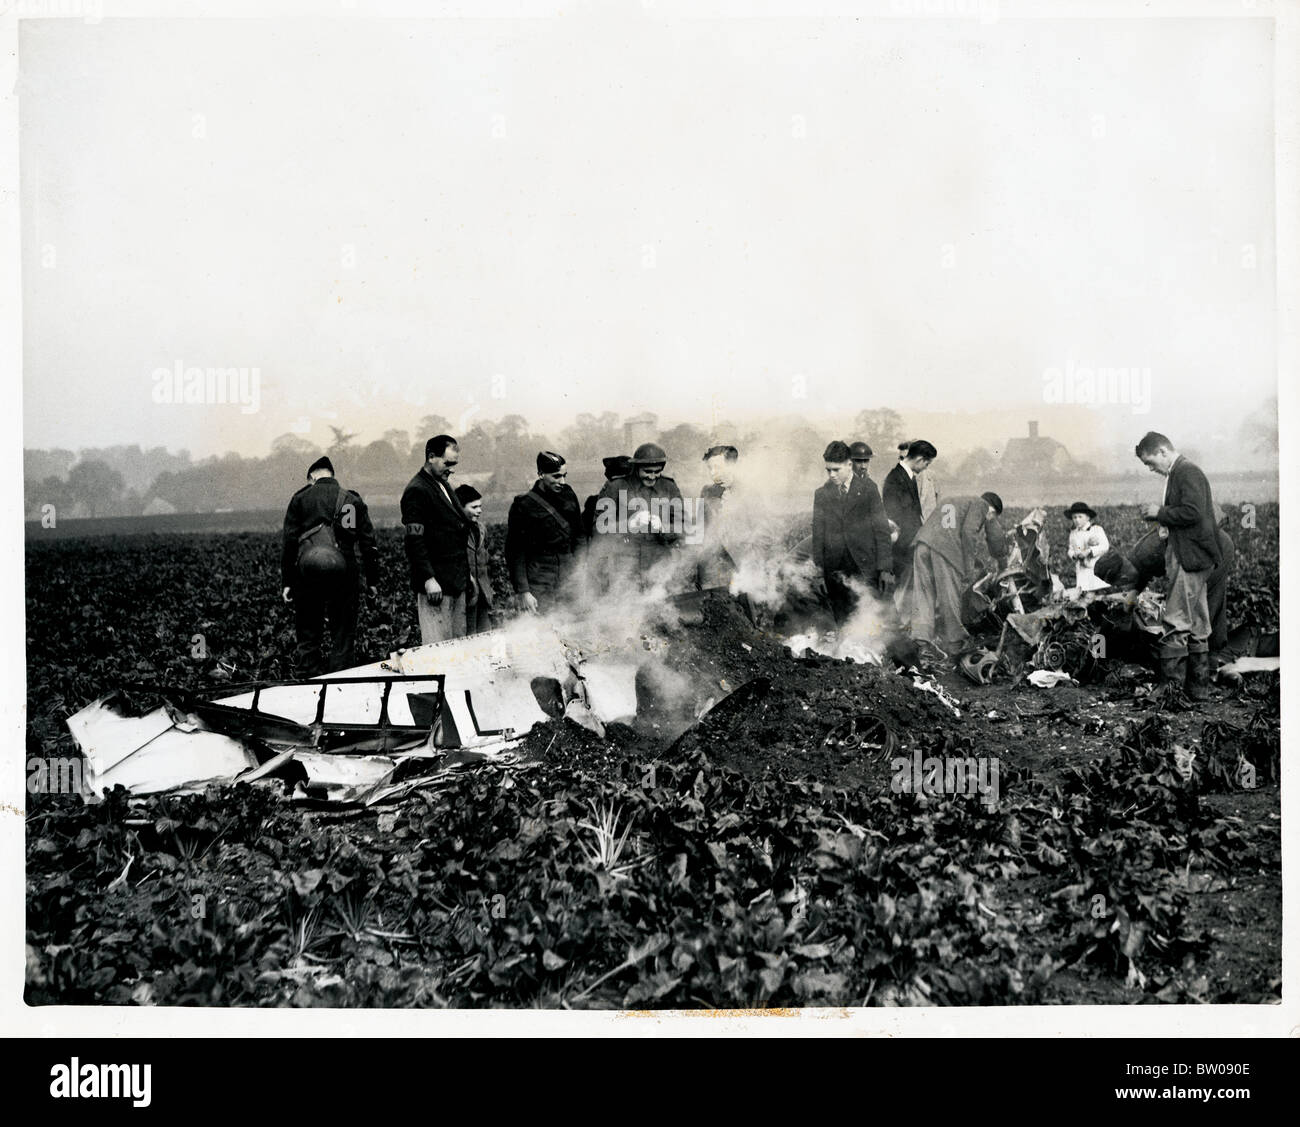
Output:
[506, 450, 584, 613]
[882, 439, 937, 579]
[281, 455, 380, 677]
[401, 434, 474, 644]
[811, 440, 895, 627]
[1135, 431, 1223, 698]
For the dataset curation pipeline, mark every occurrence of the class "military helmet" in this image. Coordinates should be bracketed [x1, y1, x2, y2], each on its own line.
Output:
[631, 442, 668, 467]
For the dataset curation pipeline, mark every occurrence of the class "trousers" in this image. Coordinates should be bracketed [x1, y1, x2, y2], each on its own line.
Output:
[293, 576, 358, 678]
[1161, 545, 1211, 656]
[910, 543, 969, 649]
[416, 591, 468, 645]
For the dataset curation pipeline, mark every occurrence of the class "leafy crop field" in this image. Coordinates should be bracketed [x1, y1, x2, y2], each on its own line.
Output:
[24, 505, 1281, 1008]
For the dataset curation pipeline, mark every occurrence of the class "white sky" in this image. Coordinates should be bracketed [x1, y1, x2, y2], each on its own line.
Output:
[19, 7, 1278, 459]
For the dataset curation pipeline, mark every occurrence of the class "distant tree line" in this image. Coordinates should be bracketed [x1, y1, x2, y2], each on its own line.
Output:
[23, 400, 1276, 520]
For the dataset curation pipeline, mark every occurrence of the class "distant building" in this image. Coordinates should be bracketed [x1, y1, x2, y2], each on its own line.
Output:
[1000, 420, 1075, 476]
[623, 413, 658, 451]
[142, 496, 178, 517]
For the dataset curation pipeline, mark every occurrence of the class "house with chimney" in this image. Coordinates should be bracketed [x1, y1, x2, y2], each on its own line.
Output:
[1000, 420, 1075, 476]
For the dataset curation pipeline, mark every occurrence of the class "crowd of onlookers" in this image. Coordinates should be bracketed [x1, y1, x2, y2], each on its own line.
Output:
[279, 427, 1228, 702]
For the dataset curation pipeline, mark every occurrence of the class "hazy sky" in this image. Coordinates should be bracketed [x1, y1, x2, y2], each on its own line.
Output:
[20, 7, 1277, 459]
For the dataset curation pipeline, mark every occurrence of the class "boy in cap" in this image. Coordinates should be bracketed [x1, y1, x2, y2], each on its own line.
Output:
[281, 455, 379, 676]
[455, 483, 497, 634]
[505, 451, 584, 613]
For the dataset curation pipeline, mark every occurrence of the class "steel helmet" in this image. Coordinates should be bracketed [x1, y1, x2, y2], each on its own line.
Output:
[631, 442, 668, 467]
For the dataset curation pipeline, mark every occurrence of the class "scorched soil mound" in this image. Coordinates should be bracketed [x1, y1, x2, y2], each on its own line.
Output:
[527, 591, 962, 790]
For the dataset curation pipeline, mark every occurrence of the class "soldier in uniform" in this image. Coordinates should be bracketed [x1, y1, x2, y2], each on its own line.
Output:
[591, 442, 687, 589]
[583, 454, 632, 540]
[505, 451, 584, 613]
[280, 455, 379, 677]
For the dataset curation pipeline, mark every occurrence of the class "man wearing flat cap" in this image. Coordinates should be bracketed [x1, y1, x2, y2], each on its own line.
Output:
[505, 451, 584, 613]
[281, 455, 379, 676]
[908, 491, 1007, 662]
[591, 441, 686, 588]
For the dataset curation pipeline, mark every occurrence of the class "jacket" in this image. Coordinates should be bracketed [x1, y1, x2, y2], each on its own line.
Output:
[811, 475, 894, 578]
[916, 469, 939, 523]
[1154, 456, 1222, 573]
[400, 465, 474, 595]
[882, 463, 924, 571]
[465, 522, 495, 610]
[912, 495, 1007, 580]
[592, 473, 686, 575]
[281, 477, 379, 589]
[1128, 526, 1235, 591]
[505, 481, 583, 595]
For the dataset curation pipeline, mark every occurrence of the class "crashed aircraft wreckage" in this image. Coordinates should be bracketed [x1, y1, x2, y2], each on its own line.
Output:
[68, 625, 642, 806]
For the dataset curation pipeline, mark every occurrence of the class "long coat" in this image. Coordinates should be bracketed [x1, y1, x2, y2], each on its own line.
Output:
[400, 466, 474, 595]
[882, 463, 924, 573]
[1154, 456, 1222, 573]
[912, 495, 1006, 581]
[811, 475, 894, 578]
[505, 481, 584, 596]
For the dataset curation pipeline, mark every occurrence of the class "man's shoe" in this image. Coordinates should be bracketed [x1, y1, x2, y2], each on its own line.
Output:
[1186, 650, 1211, 701]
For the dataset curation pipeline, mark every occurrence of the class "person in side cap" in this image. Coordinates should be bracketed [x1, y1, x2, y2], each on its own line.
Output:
[1064, 501, 1110, 592]
[584, 455, 632, 540]
[505, 451, 584, 613]
[591, 441, 686, 588]
[280, 455, 379, 676]
[455, 483, 497, 634]
[907, 491, 1007, 660]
